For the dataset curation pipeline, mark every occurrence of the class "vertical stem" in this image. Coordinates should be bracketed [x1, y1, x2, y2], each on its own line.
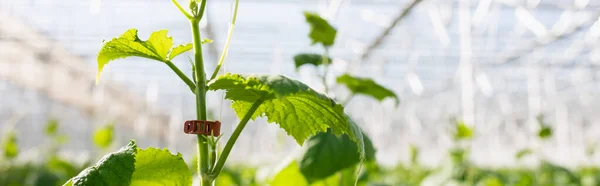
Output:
[191, 19, 211, 184]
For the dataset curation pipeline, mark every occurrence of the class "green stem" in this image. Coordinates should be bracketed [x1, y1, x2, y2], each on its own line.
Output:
[171, 0, 192, 19]
[209, 0, 240, 81]
[191, 19, 210, 184]
[209, 99, 264, 179]
[166, 61, 196, 93]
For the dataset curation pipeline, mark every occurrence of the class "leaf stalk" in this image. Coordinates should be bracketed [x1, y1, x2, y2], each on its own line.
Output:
[209, 99, 264, 179]
[166, 61, 196, 93]
[209, 0, 240, 81]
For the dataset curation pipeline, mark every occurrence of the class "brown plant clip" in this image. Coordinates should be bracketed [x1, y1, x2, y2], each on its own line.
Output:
[184, 120, 221, 136]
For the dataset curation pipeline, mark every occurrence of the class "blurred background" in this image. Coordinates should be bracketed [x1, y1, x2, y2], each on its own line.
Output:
[2, 0, 600, 185]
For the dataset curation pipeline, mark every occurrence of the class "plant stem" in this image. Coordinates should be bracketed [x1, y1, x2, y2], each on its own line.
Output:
[191, 19, 210, 184]
[209, 99, 264, 179]
[171, 0, 192, 19]
[166, 61, 196, 93]
[209, 0, 240, 81]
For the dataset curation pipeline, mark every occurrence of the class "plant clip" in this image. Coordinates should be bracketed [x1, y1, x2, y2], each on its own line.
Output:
[184, 120, 221, 136]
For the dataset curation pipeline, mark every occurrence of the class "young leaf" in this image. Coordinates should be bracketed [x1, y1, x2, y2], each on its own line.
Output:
[303, 12, 337, 47]
[208, 73, 352, 145]
[336, 74, 399, 105]
[130, 147, 192, 186]
[93, 124, 114, 149]
[515, 148, 533, 160]
[168, 44, 193, 60]
[410, 144, 419, 165]
[293, 53, 332, 70]
[454, 121, 473, 140]
[96, 29, 192, 83]
[45, 119, 59, 136]
[2, 131, 18, 159]
[536, 114, 553, 140]
[538, 126, 552, 140]
[67, 140, 137, 186]
[298, 123, 375, 183]
[201, 38, 213, 44]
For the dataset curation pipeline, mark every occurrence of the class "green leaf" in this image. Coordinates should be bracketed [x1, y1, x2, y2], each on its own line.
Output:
[93, 124, 114, 149]
[96, 29, 189, 83]
[515, 148, 533, 160]
[45, 119, 59, 136]
[130, 147, 192, 186]
[293, 54, 332, 70]
[536, 114, 553, 140]
[271, 161, 346, 186]
[303, 12, 337, 47]
[201, 38, 213, 44]
[168, 43, 193, 60]
[454, 121, 473, 140]
[336, 74, 400, 105]
[68, 140, 137, 186]
[208, 73, 351, 145]
[538, 126, 552, 140]
[271, 161, 309, 186]
[2, 131, 18, 159]
[410, 144, 419, 165]
[298, 119, 375, 183]
[66, 140, 191, 186]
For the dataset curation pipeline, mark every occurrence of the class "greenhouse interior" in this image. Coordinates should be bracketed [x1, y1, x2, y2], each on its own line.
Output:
[2, 0, 600, 185]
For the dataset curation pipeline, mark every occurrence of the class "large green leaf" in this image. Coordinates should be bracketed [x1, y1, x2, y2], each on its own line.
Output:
[271, 161, 309, 186]
[293, 53, 332, 70]
[130, 148, 192, 186]
[298, 119, 375, 183]
[93, 124, 114, 149]
[2, 131, 18, 159]
[303, 12, 337, 47]
[67, 140, 137, 186]
[336, 74, 399, 105]
[271, 160, 347, 186]
[64, 141, 191, 186]
[96, 29, 192, 83]
[208, 73, 353, 145]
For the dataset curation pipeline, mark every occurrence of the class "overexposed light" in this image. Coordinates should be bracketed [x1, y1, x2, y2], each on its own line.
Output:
[585, 18, 600, 44]
[515, 6, 549, 38]
[146, 83, 158, 104]
[575, 0, 590, 9]
[89, 0, 102, 14]
[476, 72, 494, 97]
[360, 9, 391, 27]
[472, 0, 492, 27]
[346, 39, 366, 54]
[406, 73, 424, 95]
[551, 10, 573, 35]
[527, 0, 540, 8]
[428, 5, 451, 46]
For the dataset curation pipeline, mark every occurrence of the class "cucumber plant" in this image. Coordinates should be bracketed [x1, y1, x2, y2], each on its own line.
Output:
[270, 12, 399, 186]
[65, 0, 367, 185]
